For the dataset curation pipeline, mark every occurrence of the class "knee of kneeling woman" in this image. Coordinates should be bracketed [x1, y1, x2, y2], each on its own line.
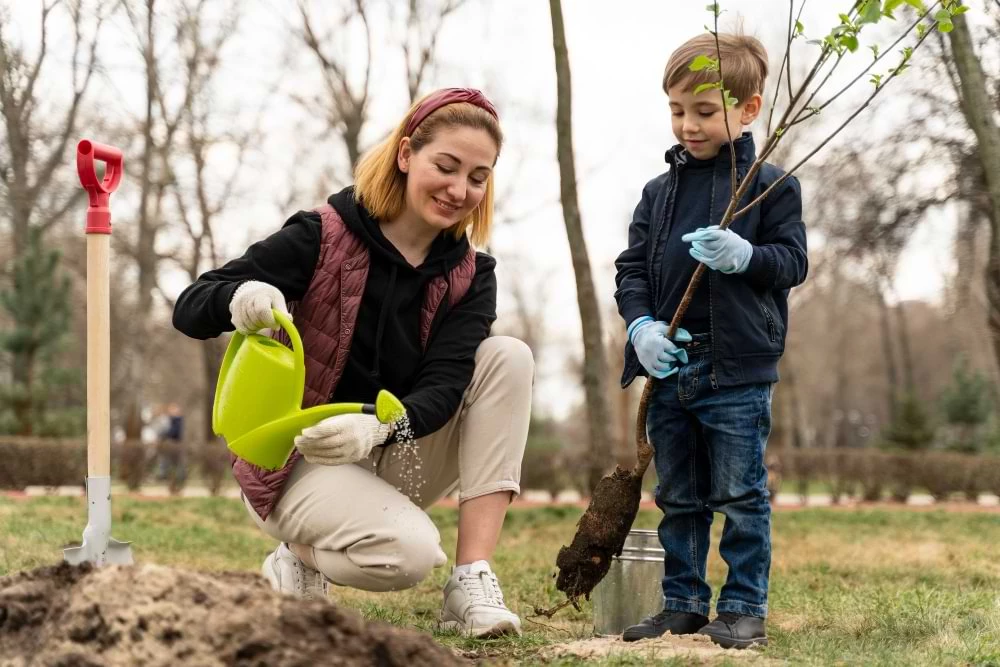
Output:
[481, 336, 535, 379]
[381, 533, 447, 591]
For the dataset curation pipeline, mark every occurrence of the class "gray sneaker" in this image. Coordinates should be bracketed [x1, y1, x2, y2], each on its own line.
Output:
[261, 542, 329, 601]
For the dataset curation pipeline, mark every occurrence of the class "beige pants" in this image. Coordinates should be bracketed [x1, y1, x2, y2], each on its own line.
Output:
[244, 336, 533, 592]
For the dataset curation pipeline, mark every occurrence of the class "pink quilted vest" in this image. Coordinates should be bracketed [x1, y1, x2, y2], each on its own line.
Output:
[235, 203, 477, 520]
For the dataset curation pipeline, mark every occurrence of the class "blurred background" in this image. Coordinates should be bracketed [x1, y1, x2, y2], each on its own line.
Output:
[2, 0, 999, 504]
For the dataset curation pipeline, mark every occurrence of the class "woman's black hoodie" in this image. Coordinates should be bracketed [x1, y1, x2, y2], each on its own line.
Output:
[172, 187, 498, 439]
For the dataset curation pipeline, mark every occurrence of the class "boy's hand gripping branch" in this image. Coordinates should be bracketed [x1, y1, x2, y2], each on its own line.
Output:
[682, 225, 753, 274]
[628, 316, 693, 379]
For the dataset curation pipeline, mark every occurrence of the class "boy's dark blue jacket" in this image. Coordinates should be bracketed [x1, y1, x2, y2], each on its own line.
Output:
[614, 133, 807, 388]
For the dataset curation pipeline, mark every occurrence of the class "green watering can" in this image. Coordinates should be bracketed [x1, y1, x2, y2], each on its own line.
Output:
[213, 309, 404, 470]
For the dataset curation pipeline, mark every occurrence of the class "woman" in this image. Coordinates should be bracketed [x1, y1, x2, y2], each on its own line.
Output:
[173, 88, 533, 638]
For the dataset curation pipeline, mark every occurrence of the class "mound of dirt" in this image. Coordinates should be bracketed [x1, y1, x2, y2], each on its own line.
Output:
[0, 563, 465, 667]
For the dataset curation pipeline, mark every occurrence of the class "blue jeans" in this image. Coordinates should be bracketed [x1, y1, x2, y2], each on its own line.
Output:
[647, 334, 773, 618]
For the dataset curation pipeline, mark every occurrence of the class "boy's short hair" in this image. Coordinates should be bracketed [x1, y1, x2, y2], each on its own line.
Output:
[663, 33, 769, 105]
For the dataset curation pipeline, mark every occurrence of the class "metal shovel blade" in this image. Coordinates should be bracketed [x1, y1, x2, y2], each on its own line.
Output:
[64, 536, 134, 566]
[63, 475, 133, 566]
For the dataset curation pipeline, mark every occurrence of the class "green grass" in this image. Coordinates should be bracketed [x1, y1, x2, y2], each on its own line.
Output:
[2, 497, 999, 665]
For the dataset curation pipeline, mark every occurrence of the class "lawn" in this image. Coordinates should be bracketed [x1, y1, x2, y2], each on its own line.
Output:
[1, 496, 999, 666]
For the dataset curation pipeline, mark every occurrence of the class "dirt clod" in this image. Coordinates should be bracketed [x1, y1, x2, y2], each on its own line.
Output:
[0, 562, 465, 667]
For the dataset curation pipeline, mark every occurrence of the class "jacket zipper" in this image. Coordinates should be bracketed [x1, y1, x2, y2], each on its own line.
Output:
[761, 303, 777, 342]
[707, 169, 719, 390]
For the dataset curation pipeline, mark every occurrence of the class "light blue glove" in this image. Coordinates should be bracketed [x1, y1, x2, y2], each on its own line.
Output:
[628, 316, 693, 379]
[681, 225, 753, 274]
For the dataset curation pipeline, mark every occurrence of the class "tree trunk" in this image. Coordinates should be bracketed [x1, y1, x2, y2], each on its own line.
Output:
[200, 337, 225, 441]
[11, 347, 35, 435]
[948, 14, 1000, 377]
[875, 277, 899, 420]
[894, 301, 916, 393]
[548, 0, 613, 493]
[123, 0, 159, 441]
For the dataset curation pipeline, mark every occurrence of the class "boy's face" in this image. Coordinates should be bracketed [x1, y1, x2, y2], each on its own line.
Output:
[667, 84, 762, 159]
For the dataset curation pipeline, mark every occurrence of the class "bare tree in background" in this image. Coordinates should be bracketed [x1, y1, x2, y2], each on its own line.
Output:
[400, 0, 468, 104]
[498, 255, 548, 366]
[295, 0, 372, 172]
[548, 0, 612, 493]
[293, 0, 472, 192]
[118, 0, 241, 442]
[0, 1, 109, 256]
[161, 8, 251, 444]
[813, 141, 953, 414]
[0, 1, 109, 433]
[945, 11, 1000, 377]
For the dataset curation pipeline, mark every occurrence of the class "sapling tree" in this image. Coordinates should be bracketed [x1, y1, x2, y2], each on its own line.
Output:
[540, 0, 972, 617]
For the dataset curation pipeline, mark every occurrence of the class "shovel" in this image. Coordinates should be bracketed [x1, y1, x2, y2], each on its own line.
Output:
[64, 139, 133, 567]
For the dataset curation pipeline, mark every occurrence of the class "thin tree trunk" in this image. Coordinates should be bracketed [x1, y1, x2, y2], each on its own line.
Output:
[783, 359, 809, 502]
[548, 0, 612, 493]
[11, 347, 35, 435]
[948, 14, 1000, 377]
[875, 277, 900, 420]
[201, 338, 225, 440]
[120, 1, 157, 441]
[895, 301, 916, 393]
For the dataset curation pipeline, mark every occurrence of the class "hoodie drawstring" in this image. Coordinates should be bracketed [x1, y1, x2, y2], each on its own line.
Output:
[371, 263, 397, 381]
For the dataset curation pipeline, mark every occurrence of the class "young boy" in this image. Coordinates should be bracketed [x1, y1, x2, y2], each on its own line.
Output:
[614, 32, 807, 649]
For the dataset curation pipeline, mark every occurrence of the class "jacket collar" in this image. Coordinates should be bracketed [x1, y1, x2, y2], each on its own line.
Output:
[664, 132, 757, 170]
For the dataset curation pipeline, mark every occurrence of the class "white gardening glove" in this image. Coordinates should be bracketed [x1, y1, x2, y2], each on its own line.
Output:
[293, 413, 393, 466]
[229, 280, 290, 334]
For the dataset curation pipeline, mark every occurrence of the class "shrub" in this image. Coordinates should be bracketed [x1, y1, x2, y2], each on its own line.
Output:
[882, 392, 936, 452]
[520, 419, 575, 498]
[197, 438, 232, 496]
[770, 448, 995, 504]
[0, 437, 86, 488]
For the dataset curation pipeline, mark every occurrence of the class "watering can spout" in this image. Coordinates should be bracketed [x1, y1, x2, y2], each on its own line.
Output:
[374, 390, 406, 424]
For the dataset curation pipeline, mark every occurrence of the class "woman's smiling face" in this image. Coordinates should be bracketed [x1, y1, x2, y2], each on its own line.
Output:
[398, 125, 499, 231]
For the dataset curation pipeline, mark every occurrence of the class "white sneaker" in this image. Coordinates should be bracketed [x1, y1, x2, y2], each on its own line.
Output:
[438, 560, 522, 638]
[261, 542, 329, 601]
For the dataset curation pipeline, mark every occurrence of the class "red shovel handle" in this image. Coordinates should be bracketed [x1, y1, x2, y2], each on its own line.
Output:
[77, 139, 124, 234]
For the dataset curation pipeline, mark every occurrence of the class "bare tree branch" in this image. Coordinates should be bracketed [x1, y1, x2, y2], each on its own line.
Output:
[403, 0, 468, 102]
[297, 0, 372, 169]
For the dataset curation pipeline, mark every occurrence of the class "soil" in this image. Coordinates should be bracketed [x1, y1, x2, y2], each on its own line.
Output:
[545, 634, 772, 663]
[0, 562, 465, 667]
[554, 466, 643, 600]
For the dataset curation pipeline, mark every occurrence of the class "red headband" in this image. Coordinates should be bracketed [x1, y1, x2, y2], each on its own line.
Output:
[405, 87, 499, 136]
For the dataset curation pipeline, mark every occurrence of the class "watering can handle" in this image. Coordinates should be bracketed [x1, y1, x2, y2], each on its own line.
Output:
[270, 310, 405, 425]
[272, 309, 305, 395]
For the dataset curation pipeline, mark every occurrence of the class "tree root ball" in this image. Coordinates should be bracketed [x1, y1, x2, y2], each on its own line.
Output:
[554, 466, 643, 600]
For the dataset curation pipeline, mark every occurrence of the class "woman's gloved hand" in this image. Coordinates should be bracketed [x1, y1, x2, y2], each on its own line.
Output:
[681, 225, 753, 274]
[294, 414, 394, 466]
[628, 316, 692, 379]
[229, 281, 290, 334]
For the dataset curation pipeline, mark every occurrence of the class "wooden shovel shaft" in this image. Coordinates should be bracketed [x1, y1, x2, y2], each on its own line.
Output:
[87, 234, 111, 477]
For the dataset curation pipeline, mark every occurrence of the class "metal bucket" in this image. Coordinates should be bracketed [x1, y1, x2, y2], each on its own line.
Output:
[591, 529, 664, 636]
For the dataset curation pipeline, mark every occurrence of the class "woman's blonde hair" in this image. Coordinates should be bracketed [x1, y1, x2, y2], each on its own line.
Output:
[354, 95, 503, 248]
